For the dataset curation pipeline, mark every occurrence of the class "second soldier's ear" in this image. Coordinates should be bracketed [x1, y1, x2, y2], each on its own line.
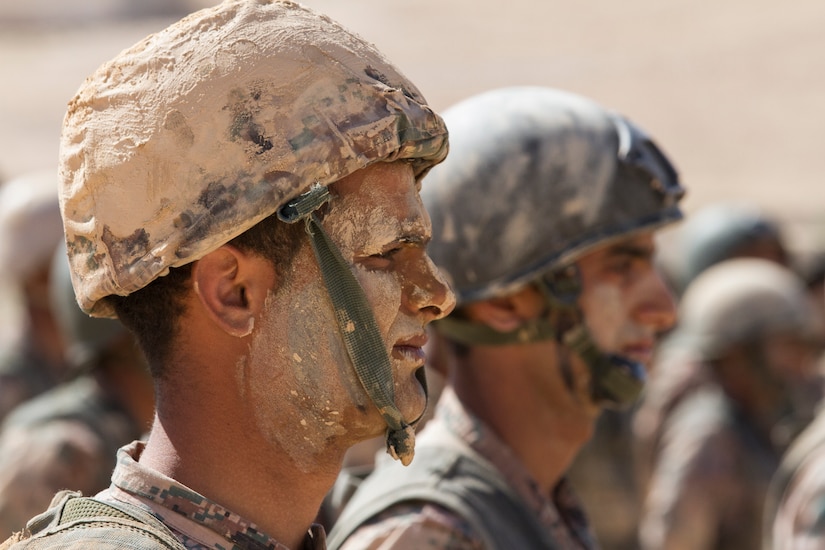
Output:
[464, 287, 543, 334]
[191, 245, 275, 338]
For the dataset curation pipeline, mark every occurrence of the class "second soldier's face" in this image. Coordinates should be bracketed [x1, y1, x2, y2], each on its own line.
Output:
[576, 232, 677, 369]
[245, 161, 455, 467]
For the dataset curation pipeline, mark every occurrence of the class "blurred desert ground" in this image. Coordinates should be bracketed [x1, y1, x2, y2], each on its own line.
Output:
[1, 0, 824, 341]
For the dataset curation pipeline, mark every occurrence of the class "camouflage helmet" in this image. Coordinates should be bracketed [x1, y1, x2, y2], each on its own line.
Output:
[49, 242, 126, 371]
[678, 258, 823, 359]
[678, 202, 787, 292]
[421, 86, 684, 305]
[60, 0, 448, 318]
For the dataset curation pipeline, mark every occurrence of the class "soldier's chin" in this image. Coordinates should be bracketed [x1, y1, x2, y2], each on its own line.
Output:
[397, 367, 428, 424]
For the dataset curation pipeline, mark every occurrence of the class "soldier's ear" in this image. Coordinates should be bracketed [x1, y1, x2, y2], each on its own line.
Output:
[464, 295, 524, 334]
[464, 285, 545, 334]
[191, 245, 274, 338]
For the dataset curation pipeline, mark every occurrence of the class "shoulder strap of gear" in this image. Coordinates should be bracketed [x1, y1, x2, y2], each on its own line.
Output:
[2, 491, 183, 549]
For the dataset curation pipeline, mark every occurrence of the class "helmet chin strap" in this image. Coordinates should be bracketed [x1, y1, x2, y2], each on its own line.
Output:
[435, 267, 646, 408]
[278, 184, 421, 466]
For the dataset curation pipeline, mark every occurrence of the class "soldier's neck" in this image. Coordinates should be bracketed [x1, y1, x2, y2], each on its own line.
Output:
[140, 410, 343, 550]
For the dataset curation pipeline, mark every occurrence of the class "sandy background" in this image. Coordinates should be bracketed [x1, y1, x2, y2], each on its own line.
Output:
[1, 0, 824, 335]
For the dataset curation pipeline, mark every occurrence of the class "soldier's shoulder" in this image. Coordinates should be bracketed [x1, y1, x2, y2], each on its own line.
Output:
[1, 491, 183, 550]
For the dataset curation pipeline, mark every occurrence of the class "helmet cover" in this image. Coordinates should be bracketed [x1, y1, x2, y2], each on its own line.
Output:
[60, 0, 448, 317]
[421, 86, 684, 305]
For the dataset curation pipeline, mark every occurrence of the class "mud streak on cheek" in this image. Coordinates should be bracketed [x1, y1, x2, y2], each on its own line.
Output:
[581, 282, 625, 352]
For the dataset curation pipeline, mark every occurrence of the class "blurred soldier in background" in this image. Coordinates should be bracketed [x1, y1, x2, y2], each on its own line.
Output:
[766, 372, 825, 550]
[636, 258, 824, 550]
[569, 200, 792, 549]
[0, 170, 67, 421]
[0, 243, 153, 538]
[763, 251, 825, 550]
[329, 86, 684, 549]
[794, 251, 825, 327]
[668, 201, 789, 297]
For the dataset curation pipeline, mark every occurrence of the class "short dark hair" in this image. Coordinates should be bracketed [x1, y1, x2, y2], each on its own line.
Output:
[110, 213, 305, 379]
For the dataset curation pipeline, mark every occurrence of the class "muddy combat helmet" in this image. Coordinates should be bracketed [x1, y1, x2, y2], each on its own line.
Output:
[59, 0, 449, 464]
[422, 86, 685, 406]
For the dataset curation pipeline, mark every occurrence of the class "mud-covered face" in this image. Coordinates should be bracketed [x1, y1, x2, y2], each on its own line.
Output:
[577, 232, 677, 369]
[244, 161, 455, 468]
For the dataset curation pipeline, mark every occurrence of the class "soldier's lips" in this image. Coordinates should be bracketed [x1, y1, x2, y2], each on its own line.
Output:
[620, 342, 654, 366]
[392, 345, 426, 365]
[392, 334, 428, 366]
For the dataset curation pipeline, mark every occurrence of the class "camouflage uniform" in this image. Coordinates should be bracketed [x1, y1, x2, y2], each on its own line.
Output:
[6, 441, 325, 549]
[566, 409, 641, 550]
[764, 402, 825, 550]
[0, 375, 146, 539]
[328, 387, 598, 550]
[637, 350, 779, 550]
[635, 259, 824, 550]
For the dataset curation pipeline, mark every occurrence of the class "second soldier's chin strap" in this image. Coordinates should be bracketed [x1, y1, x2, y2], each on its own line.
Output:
[435, 266, 646, 408]
[278, 184, 418, 466]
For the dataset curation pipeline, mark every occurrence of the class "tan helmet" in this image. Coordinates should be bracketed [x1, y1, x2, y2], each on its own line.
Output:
[0, 170, 62, 283]
[678, 258, 823, 359]
[60, 0, 448, 318]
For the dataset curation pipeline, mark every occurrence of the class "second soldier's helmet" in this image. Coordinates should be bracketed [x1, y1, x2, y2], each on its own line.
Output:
[421, 86, 684, 305]
[422, 87, 685, 406]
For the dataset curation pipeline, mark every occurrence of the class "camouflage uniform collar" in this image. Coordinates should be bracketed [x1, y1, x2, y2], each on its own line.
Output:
[429, 387, 598, 548]
[106, 441, 326, 550]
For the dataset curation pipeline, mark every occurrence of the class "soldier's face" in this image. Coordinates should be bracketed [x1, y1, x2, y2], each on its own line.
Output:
[246, 161, 455, 466]
[577, 231, 677, 369]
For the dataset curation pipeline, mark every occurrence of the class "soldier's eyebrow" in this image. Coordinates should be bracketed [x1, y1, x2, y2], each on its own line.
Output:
[389, 233, 429, 249]
[362, 233, 429, 257]
[403, 233, 429, 245]
[605, 242, 655, 260]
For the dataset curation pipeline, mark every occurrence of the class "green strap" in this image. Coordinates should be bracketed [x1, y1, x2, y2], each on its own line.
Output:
[436, 273, 644, 406]
[279, 185, 416, 465]
[562, 324, 644, 405]
[434, 315, 557, 347]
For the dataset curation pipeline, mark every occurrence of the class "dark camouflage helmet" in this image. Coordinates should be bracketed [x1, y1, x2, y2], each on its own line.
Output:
[59, 0, 448, 318]
[678, 202, 786, 291]
[421, 86, 684, 305]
